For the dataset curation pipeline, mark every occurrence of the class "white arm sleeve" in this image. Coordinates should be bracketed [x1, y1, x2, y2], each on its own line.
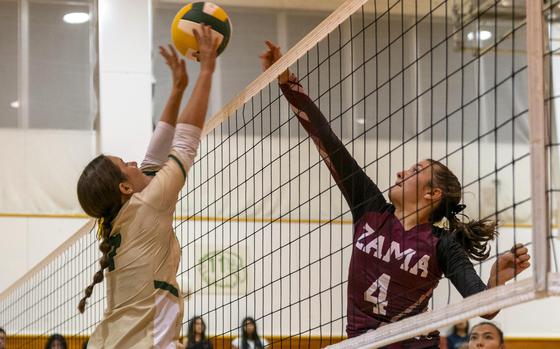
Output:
[171, 123, 202, 170]
[137, 124, 202, 211]
[140, 121, 176, 171]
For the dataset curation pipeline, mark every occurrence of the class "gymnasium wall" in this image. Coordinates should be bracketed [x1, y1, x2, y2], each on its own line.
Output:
[1, 217, 559, 338]
[0, 217, 89, 292]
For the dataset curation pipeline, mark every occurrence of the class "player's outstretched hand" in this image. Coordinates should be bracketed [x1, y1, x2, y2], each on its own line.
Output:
[259, 40, 289, 84]
[159, 44, 188, 92]
[192, 24, 219, 73]
[488, 243, 531, 287]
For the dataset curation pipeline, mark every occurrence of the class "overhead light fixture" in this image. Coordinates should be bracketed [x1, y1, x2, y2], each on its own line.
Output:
[500, 0, 513, 6]
[355, 118, 365, 125]
[10, 100, 19, 109]
[466, 30, 492, 42]
[63, 12, 90, 24]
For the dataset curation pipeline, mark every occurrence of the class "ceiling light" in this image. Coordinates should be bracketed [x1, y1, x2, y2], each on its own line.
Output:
[63, 12, 90, 24]
[500, 0, 513, 6]
[355, 118, 365, 125]
[466, 30, 492, 42]
[10, 101, 19, 109]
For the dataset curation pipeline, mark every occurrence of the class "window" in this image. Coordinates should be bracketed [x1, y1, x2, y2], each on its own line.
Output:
[0, 0, 95, 130]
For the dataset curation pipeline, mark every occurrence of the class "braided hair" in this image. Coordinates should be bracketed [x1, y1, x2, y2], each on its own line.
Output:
[76, 155, 125, 313]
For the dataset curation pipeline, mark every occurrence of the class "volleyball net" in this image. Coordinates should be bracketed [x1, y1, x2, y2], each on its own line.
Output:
[1, 0, 559, 348]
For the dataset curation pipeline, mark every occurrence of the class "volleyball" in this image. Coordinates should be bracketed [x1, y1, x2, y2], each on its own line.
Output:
[171, 2, 232, 61]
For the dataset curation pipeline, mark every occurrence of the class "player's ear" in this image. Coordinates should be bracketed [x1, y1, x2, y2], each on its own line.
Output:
[424, 187, 442, 202]
[119, 182, 134, 196]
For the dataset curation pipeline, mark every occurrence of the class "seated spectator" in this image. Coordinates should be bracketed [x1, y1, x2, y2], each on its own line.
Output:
[447, 320, 469, 349]
[186, 316, 213, 349]
[0, 327, 6, 349]
[45, 334, 67, 349]
[232, 317, 268, 349]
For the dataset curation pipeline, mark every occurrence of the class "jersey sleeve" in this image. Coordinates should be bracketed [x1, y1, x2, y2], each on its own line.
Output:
[140, 121, 176, 175]
[137, 124, 201, 212]
[437, 232, 487, 298]
[279, 74, 389, 220]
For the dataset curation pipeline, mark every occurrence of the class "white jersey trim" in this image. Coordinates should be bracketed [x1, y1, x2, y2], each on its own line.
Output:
[154, 292, 181, 349]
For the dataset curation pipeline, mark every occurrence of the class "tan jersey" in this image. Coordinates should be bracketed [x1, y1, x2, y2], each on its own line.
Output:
[88, 145, 195, 349]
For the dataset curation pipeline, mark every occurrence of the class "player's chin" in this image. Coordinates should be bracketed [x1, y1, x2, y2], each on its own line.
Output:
[388, 186, 401, 201]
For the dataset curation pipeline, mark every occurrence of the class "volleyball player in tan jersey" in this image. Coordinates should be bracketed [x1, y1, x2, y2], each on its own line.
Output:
[76, 25, 219, 349]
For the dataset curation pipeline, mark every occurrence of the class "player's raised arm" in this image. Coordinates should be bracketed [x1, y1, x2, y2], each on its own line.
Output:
[260, 40, 389, 220]
[141, 45, 188, 173]
[139, 24, 218, 211]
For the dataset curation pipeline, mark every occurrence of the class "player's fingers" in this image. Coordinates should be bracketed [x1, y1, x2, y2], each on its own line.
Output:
[514, 247, 529, 256]
[260, 50, 272, 60]
[519, 261, 530, 269]
[193, 28, 201, 43]
[159, 46, 171, 59]
[265, 40, 279, 50]
[168, 44, 179, 61]
[202, 23, 211, 40]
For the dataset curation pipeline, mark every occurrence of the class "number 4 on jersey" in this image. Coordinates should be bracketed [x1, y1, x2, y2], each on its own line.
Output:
[364, 273, 391, 315]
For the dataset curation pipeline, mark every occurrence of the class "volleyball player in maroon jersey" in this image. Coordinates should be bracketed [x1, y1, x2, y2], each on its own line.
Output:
[260, 42, 530, 348]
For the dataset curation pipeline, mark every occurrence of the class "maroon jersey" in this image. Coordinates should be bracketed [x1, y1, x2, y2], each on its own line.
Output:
[280, 75, 487, 349]
[348, 212, 442, 347]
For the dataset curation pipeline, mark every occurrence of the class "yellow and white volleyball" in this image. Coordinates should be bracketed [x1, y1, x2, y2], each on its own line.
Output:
[171, 2, 232, 61]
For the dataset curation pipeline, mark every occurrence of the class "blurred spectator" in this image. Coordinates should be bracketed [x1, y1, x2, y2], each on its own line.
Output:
[231, 317, 268, 349]
[447, 320, 469, 349]
[186, 316, 213, 349]
[0, 327, 6, 349]
[45, 334, 67, 349]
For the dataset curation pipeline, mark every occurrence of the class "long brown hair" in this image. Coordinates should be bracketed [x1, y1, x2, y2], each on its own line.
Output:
[240, 317, 264, 349]
[427, 159, 497, 261]
[76, 155, 125, 313]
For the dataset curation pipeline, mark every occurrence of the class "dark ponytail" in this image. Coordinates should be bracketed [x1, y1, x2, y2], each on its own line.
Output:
[428, 159, 498, 261]
[77, 155, 125, 313]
